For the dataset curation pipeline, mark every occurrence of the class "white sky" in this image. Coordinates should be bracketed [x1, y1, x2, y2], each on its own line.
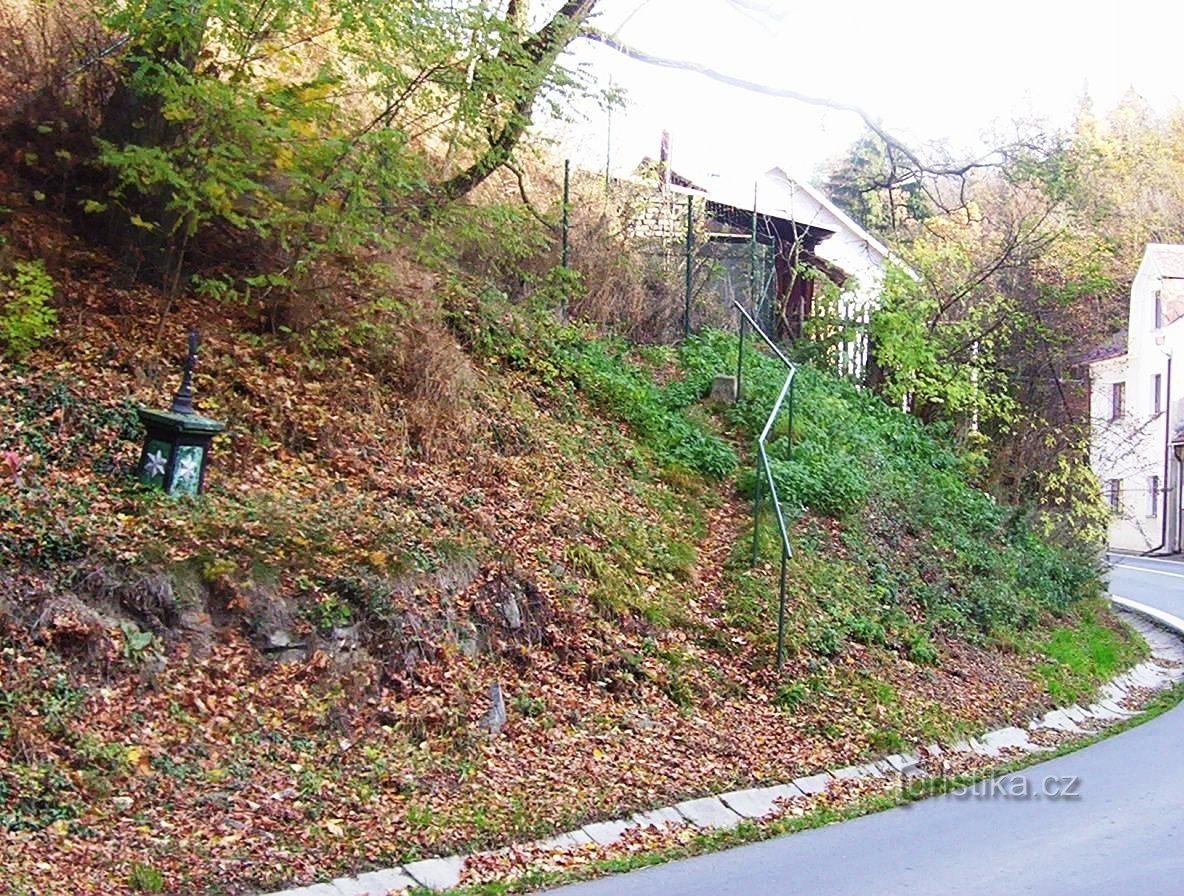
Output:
[546, 0, 1184, 183]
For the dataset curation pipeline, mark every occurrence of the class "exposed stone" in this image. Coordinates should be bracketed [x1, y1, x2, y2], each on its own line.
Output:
[480, 682, 506, 734]
[500, 594, 522, 631]
[709, 375, 738, 403]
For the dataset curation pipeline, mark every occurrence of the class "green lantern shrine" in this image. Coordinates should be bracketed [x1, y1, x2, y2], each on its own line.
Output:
[136, 330, 225, 496]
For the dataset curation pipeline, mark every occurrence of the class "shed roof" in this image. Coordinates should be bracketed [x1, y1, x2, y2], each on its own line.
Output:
[1145, 244, 1184, 279]
[1080, 329, 1128, 366]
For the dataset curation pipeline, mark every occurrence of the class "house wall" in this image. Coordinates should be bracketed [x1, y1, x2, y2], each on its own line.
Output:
[1089, 250, 1184, 552]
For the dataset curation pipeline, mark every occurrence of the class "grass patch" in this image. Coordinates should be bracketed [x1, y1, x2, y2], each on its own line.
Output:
[1032, 603, 1149, 704]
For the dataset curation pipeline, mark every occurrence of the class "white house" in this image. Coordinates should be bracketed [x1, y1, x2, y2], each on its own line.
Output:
[700, 166, 890, 378]
[654, 162, 891, 379]
[1088, 244, 1184, 552]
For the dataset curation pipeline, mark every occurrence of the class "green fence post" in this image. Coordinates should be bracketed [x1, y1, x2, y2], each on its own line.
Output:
[684, 194, 693, 339]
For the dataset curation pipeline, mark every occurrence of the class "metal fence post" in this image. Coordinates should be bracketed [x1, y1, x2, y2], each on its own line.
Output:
[684, 194, 693, 339]
[736, 310, 745, 402]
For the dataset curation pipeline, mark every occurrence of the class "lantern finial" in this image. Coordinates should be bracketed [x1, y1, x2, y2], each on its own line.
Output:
[170, 329, 199, 415]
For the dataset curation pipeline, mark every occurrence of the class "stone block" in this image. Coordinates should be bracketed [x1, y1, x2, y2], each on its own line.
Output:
[792, 772, 832, 795]
[334, 868, 418, 896]
[980, 727, 1034, 753]
[709, 375, 738, 403]
[719, 784, 799, 819]
[631, 806, 687, 830]
[535, 829, 593, 851]
[673, 796, 743, 829]
[581, 818, 638, 846]
[402, 856, 464, 892]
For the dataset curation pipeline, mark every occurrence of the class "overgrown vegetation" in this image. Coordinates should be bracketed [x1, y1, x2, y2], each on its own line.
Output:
[0, 1, 1150, 892]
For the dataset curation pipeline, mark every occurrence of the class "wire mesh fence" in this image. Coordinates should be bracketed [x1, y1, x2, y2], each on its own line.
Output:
[555, 156, 874, 383]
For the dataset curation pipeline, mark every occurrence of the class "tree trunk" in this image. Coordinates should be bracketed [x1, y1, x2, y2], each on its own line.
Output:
[428, 0, 598, 209]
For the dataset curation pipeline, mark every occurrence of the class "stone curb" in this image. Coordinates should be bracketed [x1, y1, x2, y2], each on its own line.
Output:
[1110, 595, 1184, 642]
[262, 602, 1184, 896]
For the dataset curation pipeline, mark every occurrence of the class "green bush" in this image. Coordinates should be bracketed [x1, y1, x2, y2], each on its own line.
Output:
[0, 260, 56, 358]
[676, 326, 1101, 641]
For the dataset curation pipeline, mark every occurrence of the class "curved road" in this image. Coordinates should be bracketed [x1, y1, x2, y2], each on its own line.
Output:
[540, 555, 1184, 896]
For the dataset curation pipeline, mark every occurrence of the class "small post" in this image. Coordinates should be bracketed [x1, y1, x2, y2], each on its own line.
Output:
[605, 76, 613, 195]
[751, 456, 763, 565]
[776, 545, 788, 672]
[684, 193, 693, 339]
[562, 158, 571, 270]
[736, 310, 745, 402]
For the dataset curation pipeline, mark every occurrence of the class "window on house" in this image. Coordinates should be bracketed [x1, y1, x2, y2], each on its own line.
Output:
[1111, 381, 1125, 420]
[1149, 476, 1160, 518]
[1154, 374, 1163, 415]
[1108, 479, 1122, 511]
[1155, 291, 1164, 329]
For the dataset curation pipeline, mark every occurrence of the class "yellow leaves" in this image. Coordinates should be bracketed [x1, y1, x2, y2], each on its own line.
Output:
[161, 102, 193, 123]
[323, 819, 346, 837]
[129, 214, 157, 232]
[274, 145, 295, 171]
[125, 745, 151, 774]
[296, 83, 333, 104]
[290, 119, 318, 139]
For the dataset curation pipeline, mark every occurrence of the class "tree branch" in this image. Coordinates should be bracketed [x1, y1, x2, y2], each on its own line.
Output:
[581, 29, 1004, 181]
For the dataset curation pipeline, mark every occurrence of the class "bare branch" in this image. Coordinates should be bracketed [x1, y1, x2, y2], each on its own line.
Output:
[581, 29, 1003, 181]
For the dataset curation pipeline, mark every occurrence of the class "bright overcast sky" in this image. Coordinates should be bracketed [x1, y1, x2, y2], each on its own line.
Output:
[546, 0, 1184, 184]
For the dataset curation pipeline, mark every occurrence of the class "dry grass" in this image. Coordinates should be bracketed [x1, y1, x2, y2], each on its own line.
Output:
[0, 0, 114, 127]
[567, 199, 686, 343]
[394, 316, 478, 458]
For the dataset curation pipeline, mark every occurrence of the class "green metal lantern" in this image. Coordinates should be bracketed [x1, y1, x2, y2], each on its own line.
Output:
[136, 331, 225, 496]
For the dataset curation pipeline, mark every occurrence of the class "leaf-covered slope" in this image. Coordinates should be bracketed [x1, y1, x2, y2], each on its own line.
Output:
[0, 242, 1134, 895]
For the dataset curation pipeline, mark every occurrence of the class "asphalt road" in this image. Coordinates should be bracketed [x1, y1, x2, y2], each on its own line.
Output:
[539, 554, 1184, 896]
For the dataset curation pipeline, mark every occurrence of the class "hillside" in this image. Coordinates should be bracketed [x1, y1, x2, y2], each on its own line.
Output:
[0, 181, 1142, 895]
